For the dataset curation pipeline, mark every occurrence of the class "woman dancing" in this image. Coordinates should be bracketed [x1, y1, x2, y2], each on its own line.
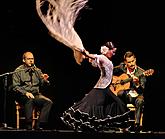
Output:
[61, 41, 130, 132]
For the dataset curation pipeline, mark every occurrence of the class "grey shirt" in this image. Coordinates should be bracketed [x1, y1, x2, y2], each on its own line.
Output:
[12, 64, 49, 95]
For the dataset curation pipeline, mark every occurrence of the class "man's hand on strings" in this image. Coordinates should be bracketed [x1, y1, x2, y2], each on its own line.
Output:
[132, 75, 140, 87]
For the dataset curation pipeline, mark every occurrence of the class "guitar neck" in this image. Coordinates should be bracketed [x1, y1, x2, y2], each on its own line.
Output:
[121, 71, 143, 84]
[121, 69, 154, 84]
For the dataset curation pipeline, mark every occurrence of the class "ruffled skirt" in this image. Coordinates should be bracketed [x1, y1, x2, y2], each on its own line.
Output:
[61, 88, 130, 132]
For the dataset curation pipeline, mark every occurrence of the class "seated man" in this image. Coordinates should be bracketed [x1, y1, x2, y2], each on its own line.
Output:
[12, 51, 53, 130]
[110, 51, 154, 132]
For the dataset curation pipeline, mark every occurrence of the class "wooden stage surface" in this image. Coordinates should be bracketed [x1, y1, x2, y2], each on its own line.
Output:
[0, 128, 165, 139]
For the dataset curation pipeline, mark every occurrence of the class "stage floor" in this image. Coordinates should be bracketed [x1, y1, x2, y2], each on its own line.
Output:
[0, 129, 165, 139]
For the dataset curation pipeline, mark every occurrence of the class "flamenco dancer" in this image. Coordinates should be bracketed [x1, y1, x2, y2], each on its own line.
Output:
[61, 42, 130, 132]
[36, 0, 130, 132]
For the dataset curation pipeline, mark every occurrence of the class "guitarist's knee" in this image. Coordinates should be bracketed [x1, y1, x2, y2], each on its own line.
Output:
[117, 90, 124, 96]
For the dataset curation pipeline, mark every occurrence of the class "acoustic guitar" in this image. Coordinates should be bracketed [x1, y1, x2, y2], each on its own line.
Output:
[109, 69, 154, 96]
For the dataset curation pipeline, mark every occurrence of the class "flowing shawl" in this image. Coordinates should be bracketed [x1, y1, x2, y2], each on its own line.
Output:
[36, 0, 88, 65]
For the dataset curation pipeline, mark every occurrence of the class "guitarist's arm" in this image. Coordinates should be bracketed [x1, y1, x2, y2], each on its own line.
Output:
[132, 75, 147, 95]
[113, 62, 125, 76]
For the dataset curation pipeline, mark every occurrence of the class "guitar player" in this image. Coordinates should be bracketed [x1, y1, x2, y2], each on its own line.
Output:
[111, 51, 154, 132]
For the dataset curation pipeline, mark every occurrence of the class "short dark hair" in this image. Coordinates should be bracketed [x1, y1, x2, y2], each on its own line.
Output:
[124, 51, 135, 61]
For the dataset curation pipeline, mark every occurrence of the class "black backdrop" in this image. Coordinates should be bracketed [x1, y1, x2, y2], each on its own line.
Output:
[1, 0, 164, 131]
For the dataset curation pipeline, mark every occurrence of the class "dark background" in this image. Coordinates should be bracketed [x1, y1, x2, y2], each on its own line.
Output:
[0, 0, 164, 131]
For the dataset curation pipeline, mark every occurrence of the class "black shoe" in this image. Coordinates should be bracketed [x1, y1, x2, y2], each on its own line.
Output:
[26, 124, 32, 130]
[35, 122, 47, 130]
[34, 123, 43, 130]
[35, 127, 43, 130]
[134, 123, 141, 133]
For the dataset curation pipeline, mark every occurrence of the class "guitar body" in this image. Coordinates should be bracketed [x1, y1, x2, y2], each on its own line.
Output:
[110, 68, 154, 96]
[110, 73, 130, 95]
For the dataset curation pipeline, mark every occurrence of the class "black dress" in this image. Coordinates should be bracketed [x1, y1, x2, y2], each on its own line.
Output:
[61, 55, 130, 132]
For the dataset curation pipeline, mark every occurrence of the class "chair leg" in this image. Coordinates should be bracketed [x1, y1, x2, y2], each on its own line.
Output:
[140, 113, 143, 126]
[32, 108, 40, 129]
[32, 109, 36, 128]
[15, 102, 40, 129]
[16, 104, 20, 129]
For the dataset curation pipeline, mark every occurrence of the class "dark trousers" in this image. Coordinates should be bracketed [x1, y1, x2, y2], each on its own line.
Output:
[16, 93, 53, 125]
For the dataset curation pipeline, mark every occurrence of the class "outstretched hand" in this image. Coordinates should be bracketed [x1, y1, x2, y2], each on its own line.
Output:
[41, 74, 49, 81]
[81, 49, 95, 60]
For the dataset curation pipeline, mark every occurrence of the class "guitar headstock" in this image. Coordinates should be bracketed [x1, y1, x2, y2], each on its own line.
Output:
[143, 69, 154, 76]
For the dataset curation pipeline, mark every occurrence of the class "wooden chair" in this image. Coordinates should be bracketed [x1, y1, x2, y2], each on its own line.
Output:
[15, 101, 40, 129]
[127, 103, 143, 127]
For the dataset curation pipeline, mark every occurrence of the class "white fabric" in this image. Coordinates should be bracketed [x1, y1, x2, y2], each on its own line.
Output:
[92, 55, 114, 89]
